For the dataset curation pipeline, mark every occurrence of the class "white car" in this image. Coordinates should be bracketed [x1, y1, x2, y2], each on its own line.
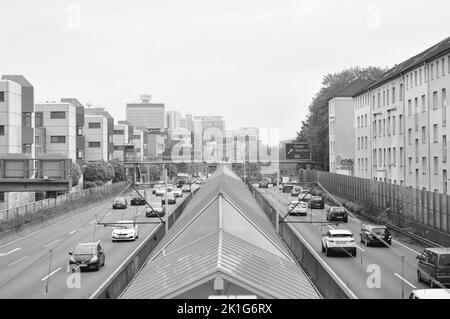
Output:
[288, 200, 299, 211]
[298, 190, 312, 201]
[155, 187, 166, 197]
[290, 202, 308, 216]
[172, 188, 183, 198]
[321, 229, 357, 257]
[112, 220, 139, 242]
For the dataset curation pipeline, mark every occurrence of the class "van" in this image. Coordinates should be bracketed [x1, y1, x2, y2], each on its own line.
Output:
[416, 247, 450, 288]
[409, 289, 450, 299]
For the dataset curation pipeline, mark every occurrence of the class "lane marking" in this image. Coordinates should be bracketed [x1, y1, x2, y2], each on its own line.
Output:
[394, 273, 417, 289]
[41, 267, 62, 281]
[44, 239, 60, 248]
[8, 255, 29, 266]
[69, 229, 78, 235]
[89, 220, 97, 225]
[0, 247, 21, 257]
[105, 212, 112, 217]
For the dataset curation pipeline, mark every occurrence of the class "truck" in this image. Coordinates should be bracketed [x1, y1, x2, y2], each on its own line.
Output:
[281, 176, 290, 184]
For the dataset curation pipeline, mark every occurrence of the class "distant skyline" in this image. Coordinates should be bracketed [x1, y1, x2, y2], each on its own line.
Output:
[1, 0, 449, 142]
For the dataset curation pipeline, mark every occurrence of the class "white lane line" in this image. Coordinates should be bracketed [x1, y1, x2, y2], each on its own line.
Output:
[41, 267, 62, 281]
[394, 273, 417, 289]
[89, 220, 96, 224]
[137, 212, 142, 216]
[105, 212, 112, 217]
[0, 247, 21, 257]
[44, 239, 60, 248]
[8, 255, 29, 266]
[69, 229, 78, 235]
[356, 245, 365, 252]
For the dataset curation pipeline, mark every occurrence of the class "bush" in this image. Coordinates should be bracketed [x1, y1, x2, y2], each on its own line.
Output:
[69, 162, 82, 187]
[94, 180, 104, 186]
[85, 181, 97, 189]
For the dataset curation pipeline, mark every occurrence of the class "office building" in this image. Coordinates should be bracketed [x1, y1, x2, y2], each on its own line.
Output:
[84, 114, 109, 162]
[61, 98, 85, 164]
[131, 129, 144, 161]
[166, 111, 182, 132]
[85, 107, 114, 161]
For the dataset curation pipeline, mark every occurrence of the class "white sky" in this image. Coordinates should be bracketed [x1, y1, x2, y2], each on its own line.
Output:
[0, 0, 449, 143]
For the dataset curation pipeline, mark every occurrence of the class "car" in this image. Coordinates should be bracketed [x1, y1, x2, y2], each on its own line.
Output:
[258, 180, 269, 188]
[181, 184, 191, 193]
[145, 202, 166, 217]
[321, 229, 357, 257]
[326, 206, 348, 223]
[152, 184, 164, 194]
[291, 186, 302, 197]
[172, 188, 183, 198]
[298, 190, 312, 201]
[155, 187, 166, 197]
[111, 220, 139, 242]
[409, 289, 450, 299]
[290, 202, 308, 216]
[288, 200, 299, 211]
[417, 247, 450, 288]
[112, 197, 128, 209]
[359, 224, 392, 246]
[130, 191, 146, 205]
[69, 241, 105, 272]
[166, 183, 174, 189]
[309, 196, 324, 209]
[162, 191, 176, 205]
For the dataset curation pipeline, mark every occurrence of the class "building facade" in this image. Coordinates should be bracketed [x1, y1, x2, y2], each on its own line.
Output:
[85, 107, 114, 161]
[84, 114, 109, 162]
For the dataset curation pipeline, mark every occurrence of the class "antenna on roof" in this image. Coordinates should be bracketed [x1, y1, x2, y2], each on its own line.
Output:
[140, 94, 151, 103]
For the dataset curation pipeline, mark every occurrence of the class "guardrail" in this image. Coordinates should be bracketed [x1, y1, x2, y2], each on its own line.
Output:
[0, 181, 129, 223]
[90, 189, 198, 299]
[248, 184, 357, 299]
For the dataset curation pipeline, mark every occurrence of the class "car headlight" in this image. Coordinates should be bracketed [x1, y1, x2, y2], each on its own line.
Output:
[70, 256, 75, 262]
[90, 255, 98, 263]
[328, 240, 335, 243]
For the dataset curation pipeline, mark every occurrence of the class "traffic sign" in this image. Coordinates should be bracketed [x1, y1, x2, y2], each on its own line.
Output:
[285, 143, 311, 160]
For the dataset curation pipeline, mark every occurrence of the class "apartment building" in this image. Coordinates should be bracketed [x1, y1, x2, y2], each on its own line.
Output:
[84, 114, 109, 162]
[131, 129, 144, 161]
[353, 37, 450, 193]
[329, 79, 372, 176]
[0, 75, 35, 210]
[85, 107, 114, 161]
[61, 98, 85, 164]
[35, 102, 77, 162]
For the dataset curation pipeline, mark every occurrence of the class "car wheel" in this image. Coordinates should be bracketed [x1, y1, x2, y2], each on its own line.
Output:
[321, 244, 325, 252]
[96, 260, 101, 271]
[364, 237, 369, 246]
[360, 236, 363, 243]
[102, 257, 105, 267]
[417, 271, 423, 282]
[325, 246, 331, 257]
[343, 217, 348, 223]
[351, 249, 357, 257]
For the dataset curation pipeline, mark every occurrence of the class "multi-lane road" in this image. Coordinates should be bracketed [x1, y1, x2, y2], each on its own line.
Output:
[0, 186, 189, 299]
[258, 186, 430, 299]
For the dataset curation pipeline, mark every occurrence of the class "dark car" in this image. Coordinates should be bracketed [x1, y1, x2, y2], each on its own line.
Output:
[282, 184, 294, 193]
[417, 247, 450, 288]
[130, 191, 146, 206]
[145, 202, 166, 217]
[291, 186, 302, 197]
[309, 196, 324, 209]
[326, 206, 348, 222]
[112, 197, 128, 209]
[258, 180, 269, 188]
[69, 241, 105, 272]
[359, 224, 392, 246]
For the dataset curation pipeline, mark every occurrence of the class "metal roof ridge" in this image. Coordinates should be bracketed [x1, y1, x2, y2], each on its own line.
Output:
[220, 193, 294, 261]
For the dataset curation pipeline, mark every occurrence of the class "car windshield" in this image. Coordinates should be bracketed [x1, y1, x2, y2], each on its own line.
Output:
[74, 244, 96, 255]
[290, 201, 299, 206]
[439, 254, 450, 266]
[332, 207, 345, 212]
[114, 224, 133, 230]
[115, 198, 125, 202]
[371, 227, 386, 235]
[331, 233, 352, 238]
[150, 202, 162, 208]
[312, 197, 321, 201]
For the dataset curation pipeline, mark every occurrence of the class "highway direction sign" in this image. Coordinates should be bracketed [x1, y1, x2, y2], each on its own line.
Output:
[285, 143, 311, 160]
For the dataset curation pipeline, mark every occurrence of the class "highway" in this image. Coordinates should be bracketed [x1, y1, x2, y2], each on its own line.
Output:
[0, 186, 190, 299]
[258, 186, 430, 299]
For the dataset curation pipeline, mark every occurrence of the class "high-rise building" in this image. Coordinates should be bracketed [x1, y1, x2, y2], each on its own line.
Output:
[166, 111, 182, 132]
[328, 79, 372, 176]
[84, 114, 109, 162]
[353, 36, 450, 193]
[85, 107, 114, 161]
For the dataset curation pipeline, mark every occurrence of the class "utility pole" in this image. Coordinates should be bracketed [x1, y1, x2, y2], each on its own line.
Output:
[163, 164, 168, 233]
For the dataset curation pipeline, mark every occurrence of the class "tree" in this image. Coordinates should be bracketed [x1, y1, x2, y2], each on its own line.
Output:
[83, 162, 107, 182]
[296, 66, 388, 169]
[111, 160, 127, 183]
[69, 162, 81, 187]
[148, 165, 162, 181]
[103, 162, 115, 182]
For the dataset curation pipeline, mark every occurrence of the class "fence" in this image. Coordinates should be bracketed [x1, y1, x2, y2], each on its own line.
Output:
[0, 181, 129, 223]
[301, 169, 450, 245]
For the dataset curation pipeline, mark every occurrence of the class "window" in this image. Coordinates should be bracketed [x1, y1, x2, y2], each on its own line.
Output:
[433, 91, 438, 109]
[35, 135, 41, 144]
[88, 122, 101, 129]
[0, 125, 4, 136]
[365, 114, 367, 126]
[436, 61, 440, 78]
[406, 75, 409, 89]
[379, 149, 382, 166]
[415, 139, 419, 163]
[77, 149, 83, 159]
[0, 192, 4, 202]
[50, 136, 66, 143]
[392, 116, 396, 135]
[399, 115, 403, 134]
[433, 124, 438, 143]
[443, 88, 447, 108]
[421, 126, 426, 143]
[114, 130, 125, 135]
[0, 91, 4, 102]
[383, 91, 386, 106]
[443, 90, 447, 127]
[379, 120, 382, 137]
[365, 136, 368, 149]
[114, 145, 124, 150]
[420, 69, 422, 85]
[444, 135, 447, 163]
[393, 147, 397, 166]
[408, 100, 412, 116]
[388, 148, 391, 165]
[408, 129, 412, 145]
[383, 149, 386, 166]
[400, 147, 404, 166]
[88, 141, 101, 148]
[357, 117, 360, 128]
[22, 144, 31, 154]
[132, 135, 141, 139]
[378, 92, 381, 108]
[408, 157, 412, 174]
[434, 157, 439, 174]
[387, 117, 391, 135]
[383, 119, 386, 136]
[422, 157, 427, 174]
[415, 71, 417, 86]
[400, 83, 403, 101]
[442, 58, 446, 76]
[22, 112, 31, 128]
[50, 111, 66, 119]
[77, 126, 83, 136]
[35, 112, 43, 127]
[392, 86, 396, 103]
[421, 95, 426, 112]
[431, 63, 434, 80]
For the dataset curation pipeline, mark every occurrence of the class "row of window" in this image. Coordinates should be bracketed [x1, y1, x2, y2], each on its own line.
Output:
[408, 156, 442, 175]
[373, 147, 404, 167]
[373, 115, 404, 137]
[405, 56, 449, 90]
[357, 136, 368, 150]
[356, 114, 368, 128]
[406, 89, 447, 116]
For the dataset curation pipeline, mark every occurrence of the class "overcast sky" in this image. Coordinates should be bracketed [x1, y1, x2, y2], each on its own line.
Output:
[0, 0, 449, 143]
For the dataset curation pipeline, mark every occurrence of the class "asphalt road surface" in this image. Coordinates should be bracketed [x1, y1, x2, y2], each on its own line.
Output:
[0, 186, 191, 299]
[258, 186, 430, 299]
